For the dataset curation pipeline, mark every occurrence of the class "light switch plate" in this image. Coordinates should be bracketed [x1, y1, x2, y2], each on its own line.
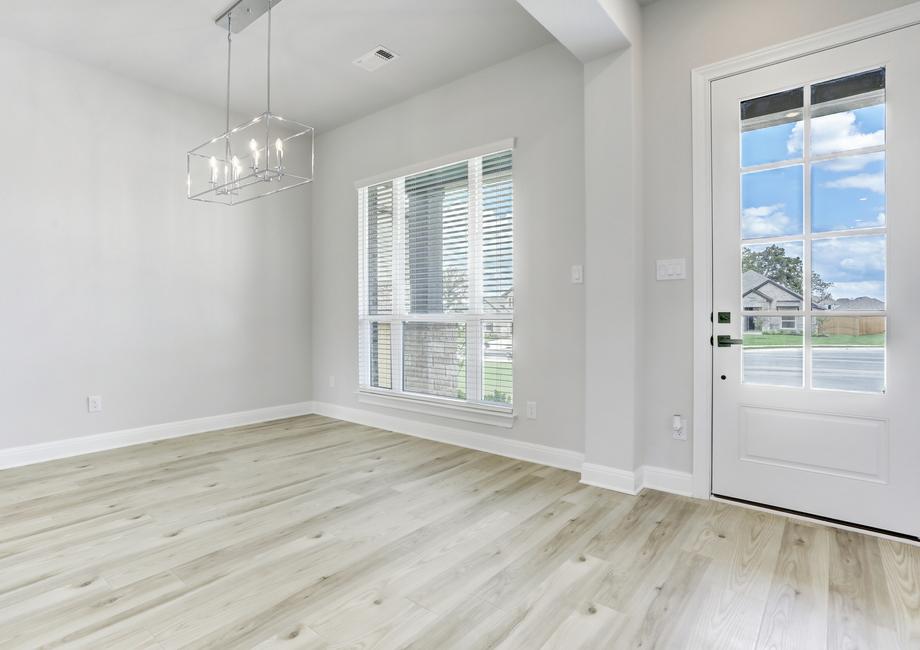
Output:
[570, 265, 584, 284]
[656, 258, 687, 281]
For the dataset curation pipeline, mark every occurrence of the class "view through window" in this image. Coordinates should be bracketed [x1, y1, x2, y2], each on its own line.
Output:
[739, 68, 886, 393]
[358, 149, 513, 407]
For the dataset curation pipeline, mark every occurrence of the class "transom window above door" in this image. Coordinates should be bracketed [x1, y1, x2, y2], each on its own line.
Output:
[357, 147, 514, 417]
[738, 68, 887, 393]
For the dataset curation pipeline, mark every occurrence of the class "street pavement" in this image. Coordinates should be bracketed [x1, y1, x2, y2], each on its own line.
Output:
[742, 346, 884, 392]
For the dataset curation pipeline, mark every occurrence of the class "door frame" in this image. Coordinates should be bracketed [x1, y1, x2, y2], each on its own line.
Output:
[690, 2, 920, 500]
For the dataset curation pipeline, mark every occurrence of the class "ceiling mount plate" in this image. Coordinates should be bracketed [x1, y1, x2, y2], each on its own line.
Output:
[215, 0, 283, 33]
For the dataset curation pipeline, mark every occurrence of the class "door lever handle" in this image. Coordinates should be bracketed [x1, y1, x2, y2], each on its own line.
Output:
[716, 335, 743, 348]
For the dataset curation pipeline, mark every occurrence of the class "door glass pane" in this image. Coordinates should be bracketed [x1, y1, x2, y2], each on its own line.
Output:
[741, 87, 804, 167]
[812, 152, 885, 233]
[743, 316, 803, 387]
[812, 316, 885, 393]
[812, 235, 886, 309]
[403, 322, 466, 400]
[483, 321, 512, 405]
[811, 68, 885, 156]
[741, 166, 804, 238]
[742, 241, 804, 311]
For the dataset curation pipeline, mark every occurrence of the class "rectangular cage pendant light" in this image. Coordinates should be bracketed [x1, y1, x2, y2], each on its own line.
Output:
[187, 0, 313, 206]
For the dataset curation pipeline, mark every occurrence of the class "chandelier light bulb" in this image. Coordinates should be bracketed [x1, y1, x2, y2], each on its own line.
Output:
[249, 139, 260, 169]
[209, 156, 218, 184]
[275, 138, 284, 167]
[232, 155, 241, 181]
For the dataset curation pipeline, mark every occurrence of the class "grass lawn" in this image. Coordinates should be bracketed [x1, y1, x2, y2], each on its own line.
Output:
[453, 359, 512, 404]
[743, 333, 885, 347]
[483, 360, 512, 403]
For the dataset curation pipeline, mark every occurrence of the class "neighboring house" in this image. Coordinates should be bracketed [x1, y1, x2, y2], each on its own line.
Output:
[742, 270, 822, 332]
[822, 296, 886, 311]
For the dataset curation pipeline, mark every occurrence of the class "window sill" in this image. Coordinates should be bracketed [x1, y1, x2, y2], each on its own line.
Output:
[356, 389, 515, 429]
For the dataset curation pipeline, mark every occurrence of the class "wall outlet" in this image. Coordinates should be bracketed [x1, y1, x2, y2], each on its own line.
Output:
[570, 264, 584, 284]
[328, 375, 336, 388]
[87, 395, 103, 413]
[526, 401, 537, 419]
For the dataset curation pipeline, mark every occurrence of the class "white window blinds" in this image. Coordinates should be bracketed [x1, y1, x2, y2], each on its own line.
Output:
[358, 149, 513, 408]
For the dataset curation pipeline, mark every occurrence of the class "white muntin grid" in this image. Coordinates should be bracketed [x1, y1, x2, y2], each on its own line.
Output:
[738, 69, 887, 392]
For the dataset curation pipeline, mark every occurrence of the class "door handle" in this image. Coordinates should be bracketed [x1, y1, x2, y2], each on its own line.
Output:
[717, 335, 743, 348]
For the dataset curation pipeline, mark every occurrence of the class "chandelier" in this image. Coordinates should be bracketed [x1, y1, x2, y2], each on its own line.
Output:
[187, 0, 313, 206]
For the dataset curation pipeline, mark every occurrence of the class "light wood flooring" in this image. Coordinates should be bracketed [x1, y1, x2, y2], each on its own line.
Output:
[0, 415, 918, 649]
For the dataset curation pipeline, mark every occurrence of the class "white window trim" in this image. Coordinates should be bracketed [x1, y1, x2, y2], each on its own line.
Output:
[357, 140, 515, 424]
[353, 138, 516, 190]
[356, 388, 515, 428]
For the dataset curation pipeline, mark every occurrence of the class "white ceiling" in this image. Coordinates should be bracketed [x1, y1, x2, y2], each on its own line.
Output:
[0, 0, 555, 131]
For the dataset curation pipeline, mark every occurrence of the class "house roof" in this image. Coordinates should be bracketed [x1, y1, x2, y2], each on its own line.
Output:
[742, 270, 802, 299]
[742, 269, 826, 310]
[826, 296, 885, 310]
[742, 270, 772, 295]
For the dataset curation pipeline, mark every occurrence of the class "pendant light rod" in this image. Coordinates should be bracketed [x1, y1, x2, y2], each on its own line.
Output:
[225, 13, 232, 134]
[266, 0, 271, 113]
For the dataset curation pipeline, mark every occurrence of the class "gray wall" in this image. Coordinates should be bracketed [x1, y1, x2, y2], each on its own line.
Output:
[311, 43, 587, 453]
[0, 36, 313, 449]
[3, 0, 912, 472]
[639, 0, 915, 473]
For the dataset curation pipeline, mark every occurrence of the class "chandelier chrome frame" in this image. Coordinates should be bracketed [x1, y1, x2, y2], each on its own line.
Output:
[187, 0, 314, 206]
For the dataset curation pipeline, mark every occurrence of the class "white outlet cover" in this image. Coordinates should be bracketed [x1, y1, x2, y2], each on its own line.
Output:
[87, 395, 103, 413]
[570, 265, 584, 284]
[526, 401, 537, 419]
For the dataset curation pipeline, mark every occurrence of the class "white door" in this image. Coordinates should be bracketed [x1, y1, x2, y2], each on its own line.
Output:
[711, 26, 920, 539]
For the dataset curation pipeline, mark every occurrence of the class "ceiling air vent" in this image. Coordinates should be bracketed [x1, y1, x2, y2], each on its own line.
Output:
[353, 46, 399, 72]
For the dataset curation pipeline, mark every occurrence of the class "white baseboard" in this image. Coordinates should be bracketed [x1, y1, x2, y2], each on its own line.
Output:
[580, 462, 641, 495]
[0, 401, 316, 470]
[640, 465, 694, 497]
[311, 401, 584, 472]
[579, 463, 693, 498]
[1, 399, 693, 502]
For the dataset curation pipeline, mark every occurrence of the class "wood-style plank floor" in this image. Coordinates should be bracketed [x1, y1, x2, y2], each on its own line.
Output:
[0, 415, 917, 649]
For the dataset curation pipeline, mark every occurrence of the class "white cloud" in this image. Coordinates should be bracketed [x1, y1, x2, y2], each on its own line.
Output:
[829, 281, 885, 300]
[820, 151, 884, 173]
[742, 204, 792, 237]
[823, 172, 885, 194]
[813, 236, 886, 289]
[850, 212, 886, 229]
[787, 112, 884, 157]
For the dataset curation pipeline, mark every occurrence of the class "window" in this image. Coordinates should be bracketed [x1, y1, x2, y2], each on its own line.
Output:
[739, 68, 886, 392]
[779, 308, 797, 330]
[358, 148, 513, 411]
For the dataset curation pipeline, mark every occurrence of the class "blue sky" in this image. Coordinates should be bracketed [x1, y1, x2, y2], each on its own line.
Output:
[740, 103, 886, 302]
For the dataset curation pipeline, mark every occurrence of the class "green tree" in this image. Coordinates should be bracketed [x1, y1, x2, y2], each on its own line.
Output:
[742, 244, 833, 302]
